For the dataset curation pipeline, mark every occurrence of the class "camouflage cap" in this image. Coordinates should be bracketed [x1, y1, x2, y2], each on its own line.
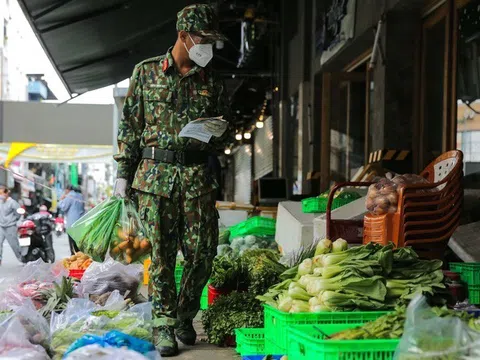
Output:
[176, 4, 227, 41]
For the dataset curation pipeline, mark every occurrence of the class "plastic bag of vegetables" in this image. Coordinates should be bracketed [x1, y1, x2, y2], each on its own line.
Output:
[80, 258, 143, 300]
[0, 317, 50, 360]
[4, 299, 50, 350]
[68, 198, 151, 264]
[394, 296, 480, 360]
[50, 298, 153, 359]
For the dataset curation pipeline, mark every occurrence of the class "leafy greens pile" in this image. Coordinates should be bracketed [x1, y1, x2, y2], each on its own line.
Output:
[201, 291, 264, 346]
[258, 239, 446, 312]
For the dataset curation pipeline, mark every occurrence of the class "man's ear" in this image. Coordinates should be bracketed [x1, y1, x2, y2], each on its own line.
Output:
[178, 30, 188, 43]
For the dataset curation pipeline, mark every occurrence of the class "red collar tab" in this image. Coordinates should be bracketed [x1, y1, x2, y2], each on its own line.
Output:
[162, 58, 169, 72]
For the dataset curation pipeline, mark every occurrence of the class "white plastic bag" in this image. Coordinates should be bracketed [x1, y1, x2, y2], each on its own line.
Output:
[394, 296, 480, 359]
[64, 344, 158, 360]
[80, 258, 142, 298]
[0, 259, 68, 310]
[0, 317, 49, 360]
[51, 296, 153, 359]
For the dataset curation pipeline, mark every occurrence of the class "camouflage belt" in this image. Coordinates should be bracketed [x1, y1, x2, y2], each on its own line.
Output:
[142, 148, 209, 166]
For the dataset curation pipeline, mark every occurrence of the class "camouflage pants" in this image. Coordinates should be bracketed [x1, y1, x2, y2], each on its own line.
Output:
[137, 184, 218, 325]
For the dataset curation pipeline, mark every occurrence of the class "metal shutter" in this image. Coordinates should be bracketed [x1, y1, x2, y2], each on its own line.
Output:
[254, 116, 274, 180]
[234, 145, 252, 204]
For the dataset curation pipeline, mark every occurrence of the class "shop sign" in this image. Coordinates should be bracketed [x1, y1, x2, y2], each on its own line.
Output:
[320, 0, 356, 65]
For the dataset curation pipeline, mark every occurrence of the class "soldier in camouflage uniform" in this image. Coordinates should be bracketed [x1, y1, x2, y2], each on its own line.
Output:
[113, 4, 230, 356]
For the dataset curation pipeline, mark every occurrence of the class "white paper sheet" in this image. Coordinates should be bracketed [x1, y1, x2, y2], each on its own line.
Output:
[179, 116, 227, 143]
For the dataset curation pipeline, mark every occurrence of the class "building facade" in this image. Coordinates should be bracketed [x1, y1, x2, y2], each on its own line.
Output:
[273, 0, 480, 195]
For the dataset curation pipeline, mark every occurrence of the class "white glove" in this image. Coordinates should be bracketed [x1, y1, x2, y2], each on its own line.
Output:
[114, 178, 128, 198]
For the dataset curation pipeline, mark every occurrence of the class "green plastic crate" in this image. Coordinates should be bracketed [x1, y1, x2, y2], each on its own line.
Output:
[467, 284, 480, 305]
[263, 305, 390, 354]
[301, 197, 357, 213]
[288, 324, 399, 360]
[450, 262, 480, 286]
[230, 217, 276, 239]
[235, 328, 265, 356]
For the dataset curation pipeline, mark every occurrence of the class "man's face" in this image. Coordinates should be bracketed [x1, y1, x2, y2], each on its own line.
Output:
[184, 32, 215, 51]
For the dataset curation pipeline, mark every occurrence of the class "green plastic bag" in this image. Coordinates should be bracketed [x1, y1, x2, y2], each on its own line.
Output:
[68, 198, 151, 264]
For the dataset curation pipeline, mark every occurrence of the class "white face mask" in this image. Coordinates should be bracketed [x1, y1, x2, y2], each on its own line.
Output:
[184, 33, 213, 67]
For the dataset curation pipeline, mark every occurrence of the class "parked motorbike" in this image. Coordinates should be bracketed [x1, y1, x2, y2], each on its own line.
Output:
[17, 208, 56, 263]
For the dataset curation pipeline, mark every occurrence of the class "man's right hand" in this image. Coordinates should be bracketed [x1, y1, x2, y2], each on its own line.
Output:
[114, 178, 128, 198]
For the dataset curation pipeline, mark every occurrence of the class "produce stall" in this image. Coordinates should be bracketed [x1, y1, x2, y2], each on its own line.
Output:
[0, 173, 477, 360]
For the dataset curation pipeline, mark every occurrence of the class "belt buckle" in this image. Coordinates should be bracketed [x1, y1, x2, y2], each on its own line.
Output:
[151, 147, 155, 160]
[176, 152, 185, 165]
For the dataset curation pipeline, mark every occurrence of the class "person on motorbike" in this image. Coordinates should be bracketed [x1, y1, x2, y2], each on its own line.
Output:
[0, 186, 22, 265]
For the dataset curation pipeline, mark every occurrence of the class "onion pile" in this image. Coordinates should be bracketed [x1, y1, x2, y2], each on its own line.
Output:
[366, 174, 431, 215]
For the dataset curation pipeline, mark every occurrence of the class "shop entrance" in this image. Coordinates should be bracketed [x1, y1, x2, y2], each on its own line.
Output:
[321, 71, 366, 189]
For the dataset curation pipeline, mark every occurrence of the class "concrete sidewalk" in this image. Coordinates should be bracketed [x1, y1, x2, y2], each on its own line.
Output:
[178, 320, 236, 359]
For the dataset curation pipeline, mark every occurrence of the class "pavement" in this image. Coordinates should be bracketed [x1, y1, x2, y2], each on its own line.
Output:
[0, 234, 237, 359]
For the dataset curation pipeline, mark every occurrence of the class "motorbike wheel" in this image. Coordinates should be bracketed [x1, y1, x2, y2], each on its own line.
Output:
[56, 231, 62, 237]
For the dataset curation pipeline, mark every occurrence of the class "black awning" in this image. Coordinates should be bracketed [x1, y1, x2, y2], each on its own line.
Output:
[18, 0, 194, 94]
[18, 0, 278, 135]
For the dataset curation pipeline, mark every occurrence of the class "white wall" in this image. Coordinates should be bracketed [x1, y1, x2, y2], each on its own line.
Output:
[1, 101, 113, 145]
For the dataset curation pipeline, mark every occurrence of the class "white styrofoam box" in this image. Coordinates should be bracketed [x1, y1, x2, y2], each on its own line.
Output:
[313, 196, 367, 242]
[218, 210, 249, 228]
[275, 201, 317, 255]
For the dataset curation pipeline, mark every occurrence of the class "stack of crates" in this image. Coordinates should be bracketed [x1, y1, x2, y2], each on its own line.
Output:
[450, 262, 480, 304]
[263, 305, 390, 356]
[229, 217, 276, 239]
[144, 260, 209, 309]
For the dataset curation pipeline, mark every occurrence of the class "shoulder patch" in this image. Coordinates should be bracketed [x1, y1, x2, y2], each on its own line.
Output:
[135, 55, 164, 68]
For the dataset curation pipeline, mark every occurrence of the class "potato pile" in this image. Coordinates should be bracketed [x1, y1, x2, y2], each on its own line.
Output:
[109, 216, 151, 264]
[366, 174, 431, 215]
[63, 252, 92, 270]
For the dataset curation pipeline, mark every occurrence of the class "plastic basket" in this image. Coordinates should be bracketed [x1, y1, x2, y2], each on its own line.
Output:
[302, 197, 358, 213]
[450, 263, 480, 286]
[467, 284, 480, 305]
[288, 324, 399, 360]
[68, 269, 85, 280]
[230, 217, 276, 239]
[263, 305, 389, 354]
[235, 328, 265, 356]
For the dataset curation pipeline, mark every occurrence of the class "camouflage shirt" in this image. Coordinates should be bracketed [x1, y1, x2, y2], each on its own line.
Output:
[114, 48, 232, 199]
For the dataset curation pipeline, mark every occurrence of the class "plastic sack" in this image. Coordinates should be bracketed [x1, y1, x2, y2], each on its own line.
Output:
[80, 258, 143, 299]
[0, 259, 67, 310]
[6, 299, 50, 349]
[366, 178, 399, 215]
[394, 296, 480, 359]
[64, 344, 154, 360]
[0, 317, 49, 360]
[64, 331, 160, 359]
[68, 197, 122, 262]
[50, 297, 153, 358]
[108, 199, 152, 264]
[68, 197, 151, 264]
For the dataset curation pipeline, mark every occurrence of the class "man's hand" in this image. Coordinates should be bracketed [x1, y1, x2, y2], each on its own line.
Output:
[60, 194, 66, 201]
[114, 178, 128, 198]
